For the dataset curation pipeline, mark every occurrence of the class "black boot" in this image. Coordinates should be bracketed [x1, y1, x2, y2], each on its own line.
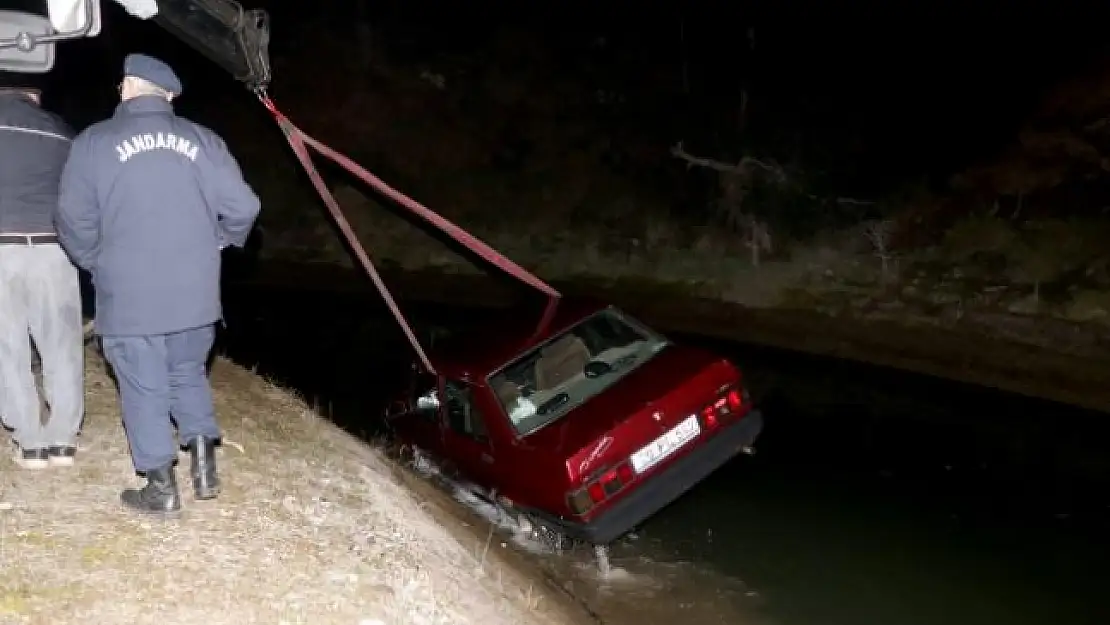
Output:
[121, 464, 181, 517]
[186, 436, 220, 500]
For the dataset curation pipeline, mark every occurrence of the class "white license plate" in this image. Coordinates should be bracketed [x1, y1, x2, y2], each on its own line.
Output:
[631, 415, 702, 474]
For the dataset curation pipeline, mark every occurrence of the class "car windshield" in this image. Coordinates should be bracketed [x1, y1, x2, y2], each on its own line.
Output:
[487, 308, 670, 436]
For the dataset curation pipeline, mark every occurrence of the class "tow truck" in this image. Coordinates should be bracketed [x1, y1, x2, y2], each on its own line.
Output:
[0, 0, 271, 90]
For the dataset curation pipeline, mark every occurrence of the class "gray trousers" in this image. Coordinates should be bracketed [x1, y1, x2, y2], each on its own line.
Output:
[100, 324, 220, 472]
[0, 243, 84, 449]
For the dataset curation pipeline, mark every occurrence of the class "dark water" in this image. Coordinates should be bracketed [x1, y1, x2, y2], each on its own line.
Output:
[216, 285, 1110, 625]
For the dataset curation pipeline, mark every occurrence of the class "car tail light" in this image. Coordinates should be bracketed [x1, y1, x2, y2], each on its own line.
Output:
[567, 460, 636, 516]
[726, 389, 743, 411]
[698, 385, 751, 430]
[587, 482, 605, 503]
[600, 469, 623, 496]
[702, 405, 719, 429]
[617, 463, 634, 483]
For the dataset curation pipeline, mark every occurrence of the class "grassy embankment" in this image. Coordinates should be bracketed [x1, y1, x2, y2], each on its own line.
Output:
[0, 346, 595, 625]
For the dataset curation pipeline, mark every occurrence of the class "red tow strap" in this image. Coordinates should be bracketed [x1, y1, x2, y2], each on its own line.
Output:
[256, 95, 562, 375]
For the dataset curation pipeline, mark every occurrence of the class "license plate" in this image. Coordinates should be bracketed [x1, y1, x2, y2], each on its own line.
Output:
[631, 415, 701, 474]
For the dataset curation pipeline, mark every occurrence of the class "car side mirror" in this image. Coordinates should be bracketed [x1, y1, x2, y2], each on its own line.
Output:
[402, 371, 440, 418]
[414, 390, 439, 412]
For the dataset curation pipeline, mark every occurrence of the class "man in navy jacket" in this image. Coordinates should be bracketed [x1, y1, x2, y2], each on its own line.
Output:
[0, 73, 85, 470]
[57, 53, 261, 516]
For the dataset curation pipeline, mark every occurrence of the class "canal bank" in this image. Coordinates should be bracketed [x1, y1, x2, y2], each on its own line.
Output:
[2, 345, 597, 625]
[228, 259, 1110, 415]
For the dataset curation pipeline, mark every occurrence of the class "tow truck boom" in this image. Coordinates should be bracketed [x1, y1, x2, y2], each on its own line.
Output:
[0, 0, 271, 91]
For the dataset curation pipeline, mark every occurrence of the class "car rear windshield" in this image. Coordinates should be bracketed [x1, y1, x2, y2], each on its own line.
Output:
[487, 308, 669, 436]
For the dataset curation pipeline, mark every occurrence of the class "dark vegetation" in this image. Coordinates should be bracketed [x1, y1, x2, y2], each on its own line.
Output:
[226, 3, 1110, 324]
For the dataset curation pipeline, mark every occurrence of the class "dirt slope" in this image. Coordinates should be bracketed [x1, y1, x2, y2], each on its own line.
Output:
[0, 347, 591, 625]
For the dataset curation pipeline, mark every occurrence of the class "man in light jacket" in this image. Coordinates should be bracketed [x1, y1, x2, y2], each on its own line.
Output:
[0, 72, 85, 470]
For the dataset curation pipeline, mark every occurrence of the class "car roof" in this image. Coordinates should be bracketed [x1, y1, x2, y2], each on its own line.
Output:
[428, 296, 616, 381]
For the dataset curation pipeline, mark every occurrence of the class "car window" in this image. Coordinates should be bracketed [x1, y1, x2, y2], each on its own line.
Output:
[444, 379, 490, 442]
[487, 308, 670, 436]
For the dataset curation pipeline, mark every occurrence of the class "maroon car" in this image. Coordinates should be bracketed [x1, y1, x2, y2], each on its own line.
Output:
[384, 298, 763, 546]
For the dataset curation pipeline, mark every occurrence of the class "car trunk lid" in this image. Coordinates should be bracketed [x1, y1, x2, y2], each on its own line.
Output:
[523, 345, 741, 484]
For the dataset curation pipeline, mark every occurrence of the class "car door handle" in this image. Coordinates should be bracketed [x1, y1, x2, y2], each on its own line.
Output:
[481, 453, 494, 464]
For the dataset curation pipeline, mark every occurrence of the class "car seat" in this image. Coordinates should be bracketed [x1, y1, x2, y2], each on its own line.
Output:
[494, 379, 522, 408]
[534, 334, 592, 391]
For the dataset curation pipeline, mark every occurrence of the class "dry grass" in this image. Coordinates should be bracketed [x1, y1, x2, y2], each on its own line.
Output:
[0, 348, 584, 625]
[258, 183, 1110, 326]
[258, 183, 832, 310]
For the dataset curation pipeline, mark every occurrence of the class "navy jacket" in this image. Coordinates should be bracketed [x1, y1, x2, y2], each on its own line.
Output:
[0, 92, 74, 234]
[56, 96, 261, 336]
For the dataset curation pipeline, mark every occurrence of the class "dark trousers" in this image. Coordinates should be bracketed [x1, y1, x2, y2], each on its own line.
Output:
[101, 324, 219, 472]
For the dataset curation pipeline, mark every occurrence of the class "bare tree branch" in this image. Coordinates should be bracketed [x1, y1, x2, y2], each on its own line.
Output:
[671, 141, 877, 207]
[670, 141, 787, 183]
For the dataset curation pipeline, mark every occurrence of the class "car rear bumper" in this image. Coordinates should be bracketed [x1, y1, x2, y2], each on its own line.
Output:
[530, 409, 764, 545]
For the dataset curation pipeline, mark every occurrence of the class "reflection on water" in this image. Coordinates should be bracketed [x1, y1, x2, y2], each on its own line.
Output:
[413, 443, 770, 625]
[548, 541, 770, 625]
[217, 288, 1110, 625]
